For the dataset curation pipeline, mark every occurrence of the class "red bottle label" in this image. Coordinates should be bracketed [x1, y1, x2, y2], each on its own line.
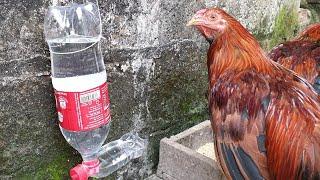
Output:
[54, 82, 111, 131]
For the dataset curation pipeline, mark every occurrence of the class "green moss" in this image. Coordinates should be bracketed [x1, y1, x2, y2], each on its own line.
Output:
[269, 6, 299, 49]
[254, 32, 272, 50]
[34, 155, 74, 180]
[17, 152, 80, 180]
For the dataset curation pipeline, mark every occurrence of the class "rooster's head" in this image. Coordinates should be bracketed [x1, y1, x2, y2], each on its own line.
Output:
[187, 8, 228, 43]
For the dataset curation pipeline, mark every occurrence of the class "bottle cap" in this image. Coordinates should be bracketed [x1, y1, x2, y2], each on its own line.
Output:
[70, 164, 89, 180]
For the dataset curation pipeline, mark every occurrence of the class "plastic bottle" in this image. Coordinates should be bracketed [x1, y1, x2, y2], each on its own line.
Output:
[45, 0, 110, 163]
[44, 1, 147, 179]
[70, 132, 147, 179]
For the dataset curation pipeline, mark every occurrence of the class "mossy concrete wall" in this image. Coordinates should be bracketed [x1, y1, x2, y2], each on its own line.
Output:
[212, 0, 300, 36]
[301, 0, 320, 23]
[0, 0, 312, 179]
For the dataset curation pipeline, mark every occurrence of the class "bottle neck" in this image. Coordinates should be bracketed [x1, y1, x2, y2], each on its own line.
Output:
[81, 152, 99, 162]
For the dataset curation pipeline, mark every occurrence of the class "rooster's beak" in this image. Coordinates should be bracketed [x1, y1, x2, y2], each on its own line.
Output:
[187, 18, 197, 26]
[187, 9, 207, 26]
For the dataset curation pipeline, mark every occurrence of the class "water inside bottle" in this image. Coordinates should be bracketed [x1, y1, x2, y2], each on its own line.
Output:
[48, 36, 104, 78]
[60, 123, 110, 161]
[50, 36, 109, 161]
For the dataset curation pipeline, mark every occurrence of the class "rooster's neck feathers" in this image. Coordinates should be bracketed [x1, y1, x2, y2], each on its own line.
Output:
[207, 20, 275, 87]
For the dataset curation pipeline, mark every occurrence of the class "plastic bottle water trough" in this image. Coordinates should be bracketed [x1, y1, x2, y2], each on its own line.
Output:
[44, 1, 147, 179]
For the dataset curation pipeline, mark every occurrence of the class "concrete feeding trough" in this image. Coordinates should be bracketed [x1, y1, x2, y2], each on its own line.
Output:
[156, 120, 225, 180]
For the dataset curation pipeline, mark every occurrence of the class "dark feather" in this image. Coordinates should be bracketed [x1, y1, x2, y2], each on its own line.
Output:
[190, 8, 320, 180]
[269, 24, 320, 95]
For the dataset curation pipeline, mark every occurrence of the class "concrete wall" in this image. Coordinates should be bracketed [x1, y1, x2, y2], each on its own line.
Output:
[0, 0, 307, 178]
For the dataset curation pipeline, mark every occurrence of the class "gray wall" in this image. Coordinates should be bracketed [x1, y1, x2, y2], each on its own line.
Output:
[0, 0, 308, 178]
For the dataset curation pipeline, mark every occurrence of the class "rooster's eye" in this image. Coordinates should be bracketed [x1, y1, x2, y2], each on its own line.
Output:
[211, 15, 216, 19]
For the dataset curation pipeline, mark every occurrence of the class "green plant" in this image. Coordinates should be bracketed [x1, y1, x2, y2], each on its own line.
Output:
[269, 6, 299, 49]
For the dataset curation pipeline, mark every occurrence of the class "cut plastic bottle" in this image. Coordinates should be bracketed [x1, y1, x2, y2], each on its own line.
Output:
[44, 1, 147, 179]
[70, 133, 148, 179]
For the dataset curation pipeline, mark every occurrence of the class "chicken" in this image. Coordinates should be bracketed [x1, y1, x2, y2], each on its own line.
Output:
[269, 23, 320, 94]
[187, 8, 320, 179]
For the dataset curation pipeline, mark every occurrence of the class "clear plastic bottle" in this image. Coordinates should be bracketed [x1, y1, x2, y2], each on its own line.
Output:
[70, 133, 147, 179]
[45, 1, 147, 179]
[49, 38, 110, 161]
[45, 1, 110, 162]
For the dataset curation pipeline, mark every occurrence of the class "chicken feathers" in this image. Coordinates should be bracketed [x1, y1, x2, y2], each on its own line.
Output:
[269, 23, 320, 94]
[188, 8, 320, 180]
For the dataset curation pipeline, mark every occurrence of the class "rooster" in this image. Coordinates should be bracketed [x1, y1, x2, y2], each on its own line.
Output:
[188, 8, 320, 179]
[269, 23, 320, 94]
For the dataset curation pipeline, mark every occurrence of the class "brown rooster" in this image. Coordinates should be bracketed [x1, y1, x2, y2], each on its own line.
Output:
[188, 8, 320, 179]
[269, 23, 320, 94]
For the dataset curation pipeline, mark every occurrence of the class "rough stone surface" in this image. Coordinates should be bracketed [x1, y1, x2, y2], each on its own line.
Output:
[303, 0, 320, 23]
[298, 8, 312, 29]
[0, 0, 314, 178]
[307, 0, 320, 4]
[146, 174, 163, 180]
[104, 39, 209, 179]
[204, 0, 300, 35]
